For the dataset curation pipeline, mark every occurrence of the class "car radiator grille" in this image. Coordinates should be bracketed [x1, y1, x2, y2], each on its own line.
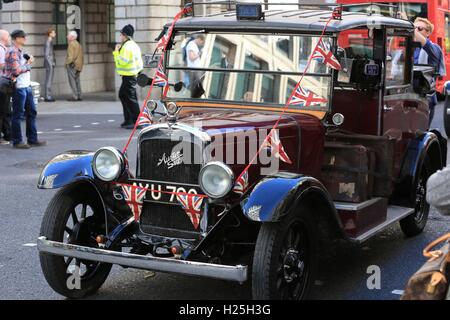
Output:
[138, 137, 203, 237]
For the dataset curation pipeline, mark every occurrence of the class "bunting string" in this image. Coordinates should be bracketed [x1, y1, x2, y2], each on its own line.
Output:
[233, 15, 338, 185]
[118, 7, 340, 211]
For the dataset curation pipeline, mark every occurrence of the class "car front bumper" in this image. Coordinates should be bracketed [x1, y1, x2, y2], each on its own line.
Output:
[37, 236, 248, 283]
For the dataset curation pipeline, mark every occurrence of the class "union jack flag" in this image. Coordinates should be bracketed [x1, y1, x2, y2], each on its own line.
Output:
[312, 39, 342, 70]
[137, 105, 153, 126]
[121, 184, 147, 221]
[233, 170, 249, 195]
[176, 193, 204, 229]
[155, 25, 173, 52]
[153, 66, 169, 98]
[262, 129, 292, 164]
[289, 86, 328, 108]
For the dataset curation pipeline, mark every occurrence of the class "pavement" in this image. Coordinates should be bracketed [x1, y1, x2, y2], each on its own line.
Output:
[0, 93, 449, 300]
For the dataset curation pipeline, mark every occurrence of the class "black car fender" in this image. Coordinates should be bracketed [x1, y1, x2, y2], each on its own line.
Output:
[240, 172, 346, 240]
[393, 131, 446, 207]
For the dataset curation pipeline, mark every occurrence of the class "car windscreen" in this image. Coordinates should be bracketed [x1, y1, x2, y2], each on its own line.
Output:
[165, 32, 333, 112]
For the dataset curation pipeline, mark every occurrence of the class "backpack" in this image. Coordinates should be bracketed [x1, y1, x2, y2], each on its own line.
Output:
[182, 37, 195, 64]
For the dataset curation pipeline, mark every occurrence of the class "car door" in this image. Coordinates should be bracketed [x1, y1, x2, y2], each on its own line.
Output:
[383, 32, 427, 177]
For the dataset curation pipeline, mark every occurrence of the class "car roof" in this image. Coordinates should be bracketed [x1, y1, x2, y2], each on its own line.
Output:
[172, 8, 414, 34]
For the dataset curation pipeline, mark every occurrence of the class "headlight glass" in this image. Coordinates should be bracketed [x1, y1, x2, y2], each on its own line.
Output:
[93, 147, 123, 181]
[199, 162, 234, 199]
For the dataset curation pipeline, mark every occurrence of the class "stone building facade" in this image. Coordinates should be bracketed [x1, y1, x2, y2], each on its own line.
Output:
[0, 0, 183, 96]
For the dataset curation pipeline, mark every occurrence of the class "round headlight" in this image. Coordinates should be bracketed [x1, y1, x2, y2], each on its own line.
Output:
[199, 162, 234, 199]
[92, 147, 124, 181]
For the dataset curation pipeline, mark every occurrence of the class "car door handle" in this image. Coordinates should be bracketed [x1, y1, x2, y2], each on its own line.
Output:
[383, 105, 394, 112]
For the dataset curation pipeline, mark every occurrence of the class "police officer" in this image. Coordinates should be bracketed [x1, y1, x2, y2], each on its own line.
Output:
[113, 24, 143, 129]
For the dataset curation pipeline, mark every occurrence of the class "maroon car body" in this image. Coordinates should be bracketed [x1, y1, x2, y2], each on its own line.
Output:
[37, 3, 447, 300]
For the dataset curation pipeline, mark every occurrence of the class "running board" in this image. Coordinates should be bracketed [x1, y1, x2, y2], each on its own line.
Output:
[350, 205, 414, 243]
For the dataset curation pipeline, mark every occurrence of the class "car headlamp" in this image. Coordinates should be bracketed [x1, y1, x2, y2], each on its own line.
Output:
[92, 147, 125, 182]
[199, 162, 234, 199]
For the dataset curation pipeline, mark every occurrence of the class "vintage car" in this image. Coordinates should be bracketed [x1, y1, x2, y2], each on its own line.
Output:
[37, 3, 447, 300]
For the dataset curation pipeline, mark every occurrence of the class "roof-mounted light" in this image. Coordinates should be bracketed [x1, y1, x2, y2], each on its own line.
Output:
[236, 3, 264, 21]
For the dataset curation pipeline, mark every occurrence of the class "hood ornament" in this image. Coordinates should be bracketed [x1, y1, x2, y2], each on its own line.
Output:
[166, 102, 181, 126]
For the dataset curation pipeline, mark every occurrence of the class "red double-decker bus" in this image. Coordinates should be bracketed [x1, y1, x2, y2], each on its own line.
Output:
[337, 0, 450, 96]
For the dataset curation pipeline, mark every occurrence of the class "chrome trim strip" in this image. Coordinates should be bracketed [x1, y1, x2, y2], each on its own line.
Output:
[138, 122, 211, 142]
[129, 178, 200, 188]
[37, 236, 247, 282]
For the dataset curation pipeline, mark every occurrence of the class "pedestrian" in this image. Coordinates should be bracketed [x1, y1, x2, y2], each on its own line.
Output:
[113, 24, 143, 129]
[413, 17, 446, 125]
[65, 30, 83, 101]
[4, 30, 46, 149]
[44, 27, 56, 102]
[0, 29, 12, 145]
[186, 34, 205, 95]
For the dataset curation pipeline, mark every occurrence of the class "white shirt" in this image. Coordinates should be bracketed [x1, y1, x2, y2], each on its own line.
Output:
[0, 43, 6, 76]
[16, 52, 31, 88]
[186, 40, 201, 68]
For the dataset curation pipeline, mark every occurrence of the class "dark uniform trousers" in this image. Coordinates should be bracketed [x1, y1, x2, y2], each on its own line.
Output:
[119, 75, 140, 125]
[0, 91, 11, 140]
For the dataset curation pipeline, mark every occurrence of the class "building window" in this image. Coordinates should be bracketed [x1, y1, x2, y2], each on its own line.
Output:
[52, 0, 80, 47]
[107, 0, 115, 46]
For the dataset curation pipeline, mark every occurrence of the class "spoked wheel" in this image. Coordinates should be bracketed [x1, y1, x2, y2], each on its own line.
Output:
[252, 207, 317, 300]
[39, 186, 113, 299]
[400, 157, 431, 237]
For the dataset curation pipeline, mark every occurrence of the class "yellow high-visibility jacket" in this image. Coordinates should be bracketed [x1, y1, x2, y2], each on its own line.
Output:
[113, 39, 143, 76]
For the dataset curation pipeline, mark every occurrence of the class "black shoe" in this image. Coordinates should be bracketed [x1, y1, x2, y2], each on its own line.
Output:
[123, 124, 135, 130]
[44, 98, 56, 102]
[13, 143, 30, 149]
[29, 140, 47, 147]
[121, 121, 131, 128]
[77, 98, 83, 101]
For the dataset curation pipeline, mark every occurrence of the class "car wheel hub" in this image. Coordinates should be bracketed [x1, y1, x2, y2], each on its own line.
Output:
[283, 249, 304, 283]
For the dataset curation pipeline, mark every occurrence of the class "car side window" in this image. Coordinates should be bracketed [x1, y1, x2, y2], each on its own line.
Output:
[386, 36, 407, 86]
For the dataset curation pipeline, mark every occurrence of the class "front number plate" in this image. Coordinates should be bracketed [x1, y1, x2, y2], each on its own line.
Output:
[128, 179, 201, 205]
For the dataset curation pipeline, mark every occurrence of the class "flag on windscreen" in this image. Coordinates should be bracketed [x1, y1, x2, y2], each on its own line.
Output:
[137, 105, 153, 126]
[289, 86, 328, 108]
[262, 129, 292, 164]
[154, 66, 169, 97]
[176, 193, 204, 229]
[121, 184, 147, 221]
[312, 39, 342, 70]
[233, 170, 249, 195]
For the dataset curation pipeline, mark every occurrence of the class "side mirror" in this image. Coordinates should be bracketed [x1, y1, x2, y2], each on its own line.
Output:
[137, 73, 184, 92]
[413, 65, 436, 96]
[411, 41, 422, 49]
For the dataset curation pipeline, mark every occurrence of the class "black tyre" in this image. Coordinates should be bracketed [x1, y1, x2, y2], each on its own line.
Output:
[39, 185, 113, 299]
[252, 206, 317, 300]
[400, 157, 432, 237]
[443, 95, 450, 138]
